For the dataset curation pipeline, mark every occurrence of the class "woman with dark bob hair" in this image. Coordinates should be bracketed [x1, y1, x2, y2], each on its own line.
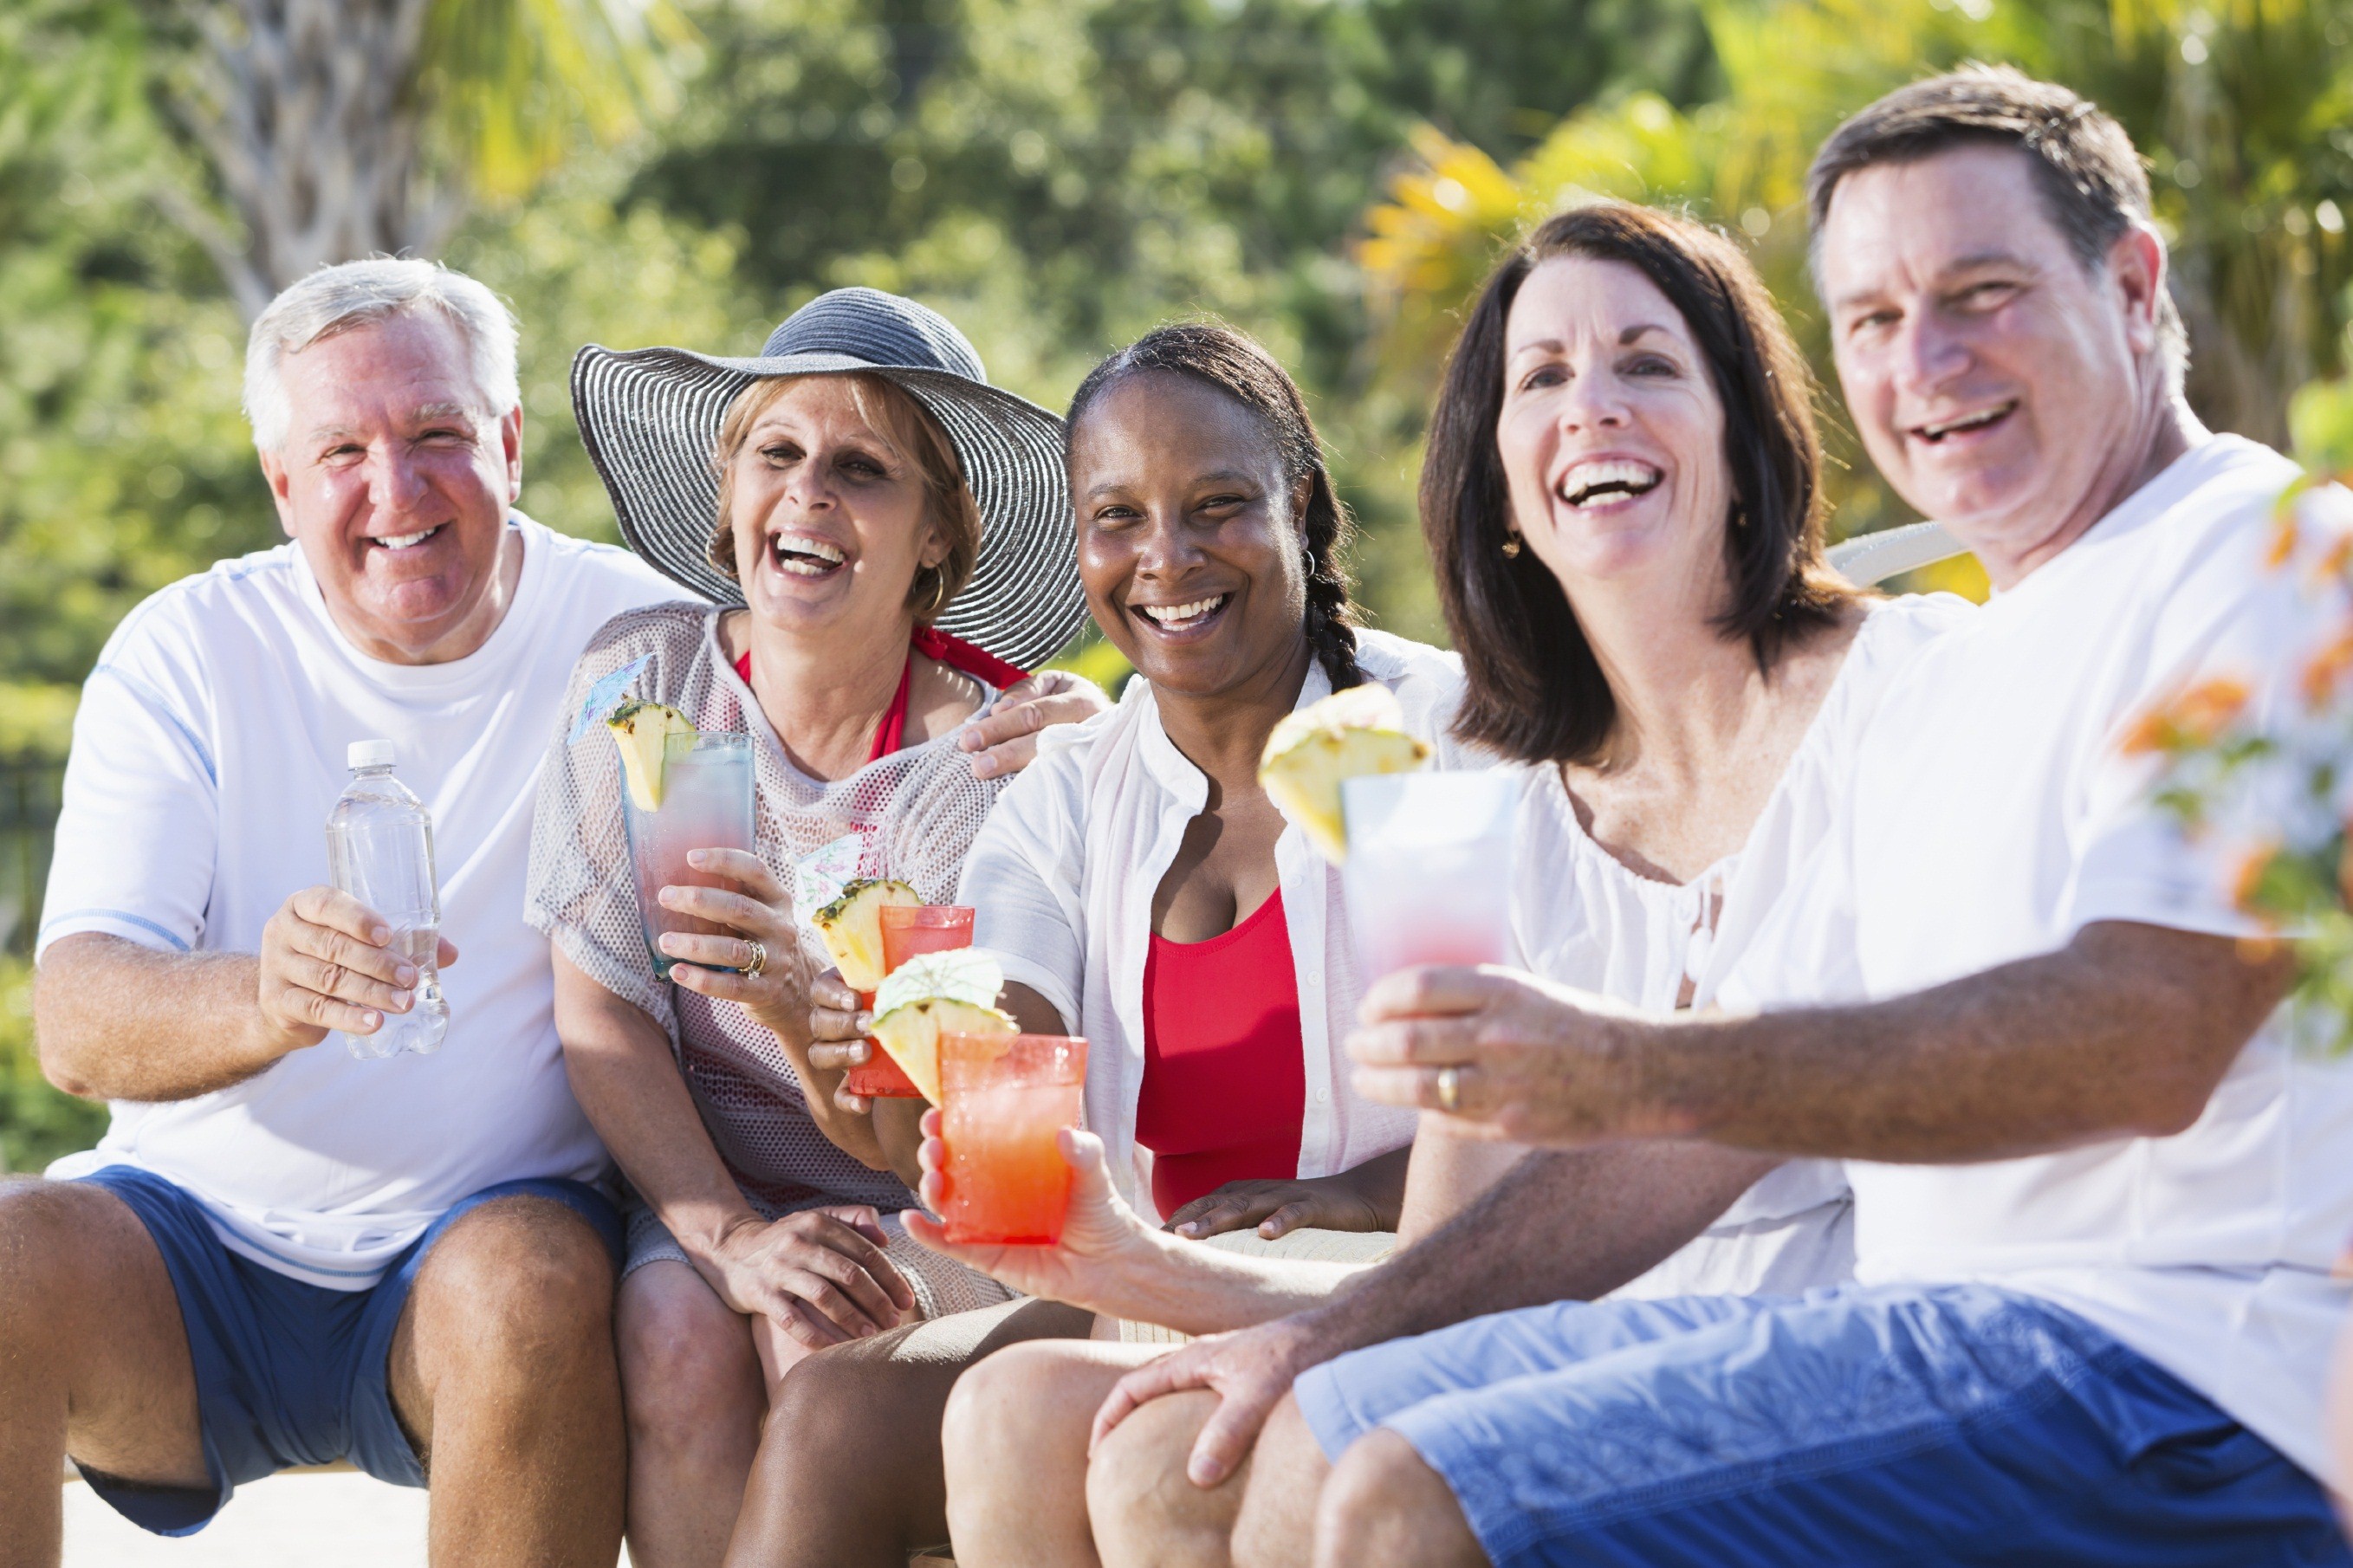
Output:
[922, 203, 1976, 1566]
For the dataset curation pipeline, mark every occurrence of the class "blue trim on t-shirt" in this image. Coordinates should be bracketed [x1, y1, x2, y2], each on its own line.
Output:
[38, 908, 194, 951]
[87, 664, 217, 785]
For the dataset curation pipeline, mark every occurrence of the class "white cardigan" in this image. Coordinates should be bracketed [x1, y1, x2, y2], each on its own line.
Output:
[960, 631, 1473, 1221]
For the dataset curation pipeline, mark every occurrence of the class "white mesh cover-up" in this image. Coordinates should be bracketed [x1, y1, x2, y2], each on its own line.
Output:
[526, 602, 1010, 1224]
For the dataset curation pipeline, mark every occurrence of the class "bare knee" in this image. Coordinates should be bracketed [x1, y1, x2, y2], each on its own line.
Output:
[1313, 1429, 1483, 1568]
[618, 1265, 760, 1456]
[943, 1339, 1073, 1461]
[1087, 1390, 1236, 1566]
[413, 1195, 617, 1374]
[0, 1179, 146, 1342]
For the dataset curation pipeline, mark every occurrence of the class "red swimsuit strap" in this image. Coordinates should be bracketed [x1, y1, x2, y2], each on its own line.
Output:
[733, 626, 1028, 765]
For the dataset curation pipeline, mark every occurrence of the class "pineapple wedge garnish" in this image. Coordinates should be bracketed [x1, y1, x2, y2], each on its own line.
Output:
[869, 949, 1015, 1104]
[812, 878, 922, 993]
[1258, 684, 1430, 864]
[607, 699, 698, 813]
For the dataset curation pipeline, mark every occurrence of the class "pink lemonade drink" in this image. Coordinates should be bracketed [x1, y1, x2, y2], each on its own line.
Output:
[1339, 771, 1519, 982]
[847, 905, 976, 1098]
[938, 1033, 1088, 1244]
[621, 732, 756, 981]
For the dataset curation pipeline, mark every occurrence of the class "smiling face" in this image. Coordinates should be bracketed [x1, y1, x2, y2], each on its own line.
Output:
[1820, 144, 2171, 582]
[262, 310, 522, 664]
[1068, 371, 1313, 700]
[723, 375, 947, 642]
[1496, 255, 1732, 601]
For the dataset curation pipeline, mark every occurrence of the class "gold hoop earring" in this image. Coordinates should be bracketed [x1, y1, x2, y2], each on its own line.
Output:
[921, 569, 949, 619]
[1501, 530, 1523, 560]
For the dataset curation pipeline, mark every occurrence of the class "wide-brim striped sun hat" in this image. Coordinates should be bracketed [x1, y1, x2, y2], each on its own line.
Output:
[571, 287, 1084, 670]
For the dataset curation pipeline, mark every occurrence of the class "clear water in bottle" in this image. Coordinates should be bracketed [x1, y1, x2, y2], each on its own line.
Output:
[325, 739, 450, 1059]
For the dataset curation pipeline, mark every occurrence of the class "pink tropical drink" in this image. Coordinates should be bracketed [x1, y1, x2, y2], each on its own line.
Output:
[1339, 771, 1519, 982]
[621, 732, 756, 981]
[938, 1033, 1089, 1244]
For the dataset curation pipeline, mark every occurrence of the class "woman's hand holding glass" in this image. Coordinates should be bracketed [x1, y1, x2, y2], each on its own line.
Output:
[804, 968, 884, 1112]
[656, 847, 807, 1034]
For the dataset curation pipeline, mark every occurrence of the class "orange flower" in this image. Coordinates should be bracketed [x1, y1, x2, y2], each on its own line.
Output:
[2232, 840, 2283, 915]
[2266, 508, 2300, 569]
[2121, 676, 2253, 755]
[2304, 629, 2353, 709]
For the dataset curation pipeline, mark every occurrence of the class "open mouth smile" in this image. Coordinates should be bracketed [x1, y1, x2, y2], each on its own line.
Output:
[369, 524, 445, 552]
[1556, 459, 1664, 510]
[1910, 402, 2018, 444]
[769, 532, 848, 579]
[1132, 593, 1231, 635]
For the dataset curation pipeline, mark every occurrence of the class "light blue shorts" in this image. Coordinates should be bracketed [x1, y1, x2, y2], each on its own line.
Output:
[1295, 1282, 2352, 1567]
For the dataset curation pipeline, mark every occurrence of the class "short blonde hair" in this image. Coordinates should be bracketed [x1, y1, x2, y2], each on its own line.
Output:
[708, 373, 981, 619]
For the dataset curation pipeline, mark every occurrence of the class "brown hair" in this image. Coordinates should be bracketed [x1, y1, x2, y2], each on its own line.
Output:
[1065, 321, 1364, 690]
[1425, 202, 1847, 766]
[1805, 65, 2185, 373]
[707, 372, 982, 619]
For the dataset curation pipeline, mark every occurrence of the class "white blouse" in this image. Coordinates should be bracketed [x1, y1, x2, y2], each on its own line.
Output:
[1511, 592, 1975, 1295]
[961, 630, 1475, 1221]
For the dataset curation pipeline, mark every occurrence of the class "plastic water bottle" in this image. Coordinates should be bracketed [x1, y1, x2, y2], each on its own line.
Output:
[325, 740, 449, 1059]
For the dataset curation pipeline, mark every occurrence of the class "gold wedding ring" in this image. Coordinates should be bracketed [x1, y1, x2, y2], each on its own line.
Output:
[1436, 1065, 1463, 1113]
[742, 939, 768, 980]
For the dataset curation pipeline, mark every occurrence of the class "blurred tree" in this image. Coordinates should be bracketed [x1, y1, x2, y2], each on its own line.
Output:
[627, 0, 1717, 634]
[146, 0, 695, 318]
[1355, 0, 2353, 560]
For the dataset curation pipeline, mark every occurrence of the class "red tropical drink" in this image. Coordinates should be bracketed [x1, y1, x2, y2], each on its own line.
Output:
[938, 1033, 1088, 1244]
[846, 905, 976, 1098]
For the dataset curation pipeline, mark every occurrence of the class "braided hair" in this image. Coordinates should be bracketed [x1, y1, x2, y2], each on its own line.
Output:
[1065, 322, 1364, 691]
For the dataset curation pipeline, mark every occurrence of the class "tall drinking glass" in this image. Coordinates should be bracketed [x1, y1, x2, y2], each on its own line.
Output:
[846, 904, 976, 1099]
[621, 732, 756, 981]
[938, 1033, 1089, 1244]
[1339, 771, 1519, 982]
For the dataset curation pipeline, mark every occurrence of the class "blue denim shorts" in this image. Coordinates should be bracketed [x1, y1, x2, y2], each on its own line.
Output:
[1295, 1282, 2353, 1568]
[72, 1165, 621, 1536]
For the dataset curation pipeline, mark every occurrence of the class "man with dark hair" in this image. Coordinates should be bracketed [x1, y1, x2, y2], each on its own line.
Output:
[1083, 66, 2353, 1567]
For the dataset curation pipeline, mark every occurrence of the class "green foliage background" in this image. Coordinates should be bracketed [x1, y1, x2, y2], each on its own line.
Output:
[5, 0, 2353, 1163]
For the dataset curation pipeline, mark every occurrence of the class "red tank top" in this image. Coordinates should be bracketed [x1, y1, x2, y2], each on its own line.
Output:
[734, 625, 1027, 763]
[1136, 889, 1307, 1217]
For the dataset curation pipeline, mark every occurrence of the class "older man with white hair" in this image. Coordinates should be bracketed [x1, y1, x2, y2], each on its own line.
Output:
[0, 256, 1092, 1565]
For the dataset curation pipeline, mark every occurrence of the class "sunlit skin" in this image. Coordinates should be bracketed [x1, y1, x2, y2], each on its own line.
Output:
[259, 309, 524, 665]
[1073, 371, 1314, 713]
[725, 377, 947, 647]
[1498, 255, 1735, 642]
[1820, 144, 2198, 587]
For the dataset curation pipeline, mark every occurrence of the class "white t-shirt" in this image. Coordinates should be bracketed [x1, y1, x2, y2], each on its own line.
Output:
[39, 515, 680, 1288]
[1512, 592, 1971, 1298]
[960, 630, 1475, 1221]
[1723, 436, 2353, 1477]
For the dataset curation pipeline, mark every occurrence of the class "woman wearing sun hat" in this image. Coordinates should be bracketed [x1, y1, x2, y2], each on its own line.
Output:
[523, 287, 1099, 1568]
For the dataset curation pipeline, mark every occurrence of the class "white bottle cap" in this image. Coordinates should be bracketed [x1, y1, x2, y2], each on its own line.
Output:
[347, 739, 397, 770]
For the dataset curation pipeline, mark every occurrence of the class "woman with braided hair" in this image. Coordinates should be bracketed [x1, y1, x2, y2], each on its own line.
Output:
[736, 321, 1472, 1567]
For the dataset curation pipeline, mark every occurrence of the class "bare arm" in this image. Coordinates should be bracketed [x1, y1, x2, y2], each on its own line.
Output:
[1352, 921, 2291, 1159]
[34, 888, 444, 1102]
[1089, 1137, 1772, 1483]
[554, 949, 917, 1347]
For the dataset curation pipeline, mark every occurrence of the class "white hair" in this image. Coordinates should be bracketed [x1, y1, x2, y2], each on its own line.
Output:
[243, 257, 521, 453]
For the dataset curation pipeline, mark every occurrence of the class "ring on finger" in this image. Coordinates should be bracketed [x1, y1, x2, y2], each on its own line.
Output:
[1436, 1065, 1464, 1113]
[742, 938, 768, 980]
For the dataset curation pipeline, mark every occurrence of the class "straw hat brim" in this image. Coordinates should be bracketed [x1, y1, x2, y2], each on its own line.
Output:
[571, 344, 1084, 671]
